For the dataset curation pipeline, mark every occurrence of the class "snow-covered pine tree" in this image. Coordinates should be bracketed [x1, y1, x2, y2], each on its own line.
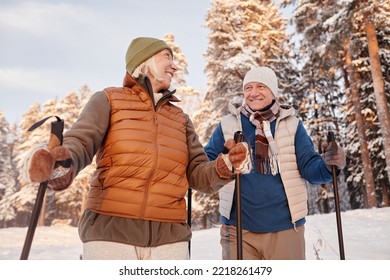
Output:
[163, 33, 202, 117]
[290, 0, 390, 209]
[333, 0, 389, 208]
[0, 112, 17, 227]
[290, 0, 351, 213]
[163, 33, 188, 87]
[343, 37, 377, 209]
[360, 1, 390, 207]
[344, 31, 389, 209]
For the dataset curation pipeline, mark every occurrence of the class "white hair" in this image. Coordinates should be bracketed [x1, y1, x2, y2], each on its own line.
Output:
[131, 55, 164, 81]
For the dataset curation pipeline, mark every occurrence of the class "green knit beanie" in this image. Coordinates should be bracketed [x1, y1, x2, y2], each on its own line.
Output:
[125, 37, 173, 74]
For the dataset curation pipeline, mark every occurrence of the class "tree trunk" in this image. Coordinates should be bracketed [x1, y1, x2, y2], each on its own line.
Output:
[364, 14, 390, 184]
[343, 40, 377, 208]
[382, 182, 389, 207]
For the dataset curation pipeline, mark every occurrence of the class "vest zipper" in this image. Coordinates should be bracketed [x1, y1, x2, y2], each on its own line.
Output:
[140, 112, 159, 219]
[139, 89, 173, 219]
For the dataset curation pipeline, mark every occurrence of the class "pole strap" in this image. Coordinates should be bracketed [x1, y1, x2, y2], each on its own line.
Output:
[27, 116, 62, 132]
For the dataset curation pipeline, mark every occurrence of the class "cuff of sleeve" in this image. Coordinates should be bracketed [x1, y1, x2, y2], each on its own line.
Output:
[215, 155, 234, 179]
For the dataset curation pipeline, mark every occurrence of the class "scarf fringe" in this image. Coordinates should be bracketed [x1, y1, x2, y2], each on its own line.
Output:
[254, 155, 280, 175]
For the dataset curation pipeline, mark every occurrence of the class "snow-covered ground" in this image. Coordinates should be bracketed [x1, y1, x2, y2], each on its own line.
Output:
[0, 208, 388, 279]
[1, 207, 389, 260]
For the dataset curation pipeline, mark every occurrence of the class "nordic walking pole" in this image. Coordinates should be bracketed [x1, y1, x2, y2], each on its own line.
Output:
[233, 131, 244, 260]
[20, 116, 65, 260]
[327, 131, 345, 260]
[187, 187, 192, 258]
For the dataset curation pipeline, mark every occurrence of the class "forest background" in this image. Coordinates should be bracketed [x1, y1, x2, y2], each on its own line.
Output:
[0, 0, 389, 230]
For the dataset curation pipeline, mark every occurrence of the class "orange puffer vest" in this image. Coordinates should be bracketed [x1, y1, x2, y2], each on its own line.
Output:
[86, 84, 189, 223]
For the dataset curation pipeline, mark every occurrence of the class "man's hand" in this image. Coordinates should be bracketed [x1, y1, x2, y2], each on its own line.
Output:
[215, 139, 252, 179]
[322, 142, 346, 171]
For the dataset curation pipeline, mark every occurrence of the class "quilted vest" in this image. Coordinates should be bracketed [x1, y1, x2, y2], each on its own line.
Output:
[86, 85, 189, 223]
[219, 104, 308, 224]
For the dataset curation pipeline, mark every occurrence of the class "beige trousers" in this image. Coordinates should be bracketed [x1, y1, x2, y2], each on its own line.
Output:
[83, 241, 189, 260]
[220, 224, 306, 260]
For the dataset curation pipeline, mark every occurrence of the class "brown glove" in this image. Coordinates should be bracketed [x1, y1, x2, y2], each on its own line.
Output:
[28, 146, 74, 191]
[215, 139, 252, 179]
[28, 147, 56, 183]
[48, 146, 74, 191]
[229, 142, 251, 170]
[322, 142, 346, 171]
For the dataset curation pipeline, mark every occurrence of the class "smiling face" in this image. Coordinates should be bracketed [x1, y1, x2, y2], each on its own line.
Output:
[244, 82, 274, 111]
[147, 49, 178, 92]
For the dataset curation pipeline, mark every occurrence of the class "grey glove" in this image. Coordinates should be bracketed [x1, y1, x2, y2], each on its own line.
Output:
[322, 142, 346, 171]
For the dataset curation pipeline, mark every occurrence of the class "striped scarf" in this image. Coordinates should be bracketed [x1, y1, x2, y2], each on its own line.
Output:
[241, 101, 280, 175]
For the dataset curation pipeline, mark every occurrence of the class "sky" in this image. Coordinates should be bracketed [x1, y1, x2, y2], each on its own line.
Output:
[0, 207, 389, 278]
[0, 0, 212, 124]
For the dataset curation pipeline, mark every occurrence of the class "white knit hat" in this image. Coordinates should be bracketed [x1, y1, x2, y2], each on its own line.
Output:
[243, 66, 279, 98]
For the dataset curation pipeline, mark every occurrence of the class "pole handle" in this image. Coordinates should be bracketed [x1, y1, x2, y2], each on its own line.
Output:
[231, 131, 244, 174]
[234, 131, 243, 143]
[327, 131, 338, 154]
[28, 116, 64, 151]
[48, 118, 64, 150]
